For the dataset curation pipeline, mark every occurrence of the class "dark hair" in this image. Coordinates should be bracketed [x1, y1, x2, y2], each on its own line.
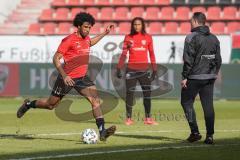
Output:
[73, 12, 95, 27]
[130, 17, 146, 35]
[192, 12, 206, 25]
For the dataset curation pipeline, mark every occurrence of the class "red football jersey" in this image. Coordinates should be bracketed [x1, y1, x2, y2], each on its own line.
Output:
[57, 32, 91, 78]
[117, 33, 157, 71]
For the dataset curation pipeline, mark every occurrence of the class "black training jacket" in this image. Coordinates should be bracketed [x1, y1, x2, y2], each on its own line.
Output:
[182, 25, 222, 80]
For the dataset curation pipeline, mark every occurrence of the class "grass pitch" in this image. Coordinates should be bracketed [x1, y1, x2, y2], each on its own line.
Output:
[0, 97, 239, 160]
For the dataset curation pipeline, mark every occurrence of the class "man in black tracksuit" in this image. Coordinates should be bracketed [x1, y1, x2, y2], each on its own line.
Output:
[181, 12, 222, 144]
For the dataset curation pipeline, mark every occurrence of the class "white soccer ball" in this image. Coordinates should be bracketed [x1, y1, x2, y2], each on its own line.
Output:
[81, 128, 98, 144]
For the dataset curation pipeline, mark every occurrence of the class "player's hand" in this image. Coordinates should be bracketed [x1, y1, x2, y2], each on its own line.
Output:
[64, 76, 75, 86]
[149, 71, 157, 81]
[116, 68, 122, 79]
[105, 25, 114, 34]
[181, 79, 187, 88]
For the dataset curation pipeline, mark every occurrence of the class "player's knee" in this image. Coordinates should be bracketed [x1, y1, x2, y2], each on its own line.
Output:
[143, 92, 151, 98]
[126, 90, 134, 95]
[181, 100, 193, 107]
[126, 103, 133, 108]
[204, 112, 214, 119]
[91, 98, 100, 109]
[47, 101, 58, 110]
[180, 100, 185, 107]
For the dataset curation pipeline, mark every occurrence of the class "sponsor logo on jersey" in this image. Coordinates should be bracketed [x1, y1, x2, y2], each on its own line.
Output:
[132, 46, 146, 51]
[141, 40, 146, 45]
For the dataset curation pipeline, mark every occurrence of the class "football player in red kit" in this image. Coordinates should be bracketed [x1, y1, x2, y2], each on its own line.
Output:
[17, 12, 116, 141]
[117, 17, 158, 125]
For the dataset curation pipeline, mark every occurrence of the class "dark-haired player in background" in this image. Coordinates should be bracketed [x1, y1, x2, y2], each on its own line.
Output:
[117, 17, 158, 125]
[17, 12, 116, 141]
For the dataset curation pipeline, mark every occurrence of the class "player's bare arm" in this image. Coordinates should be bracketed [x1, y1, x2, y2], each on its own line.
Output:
[90, 25, 114, 46]
[53, 52, 75, 86]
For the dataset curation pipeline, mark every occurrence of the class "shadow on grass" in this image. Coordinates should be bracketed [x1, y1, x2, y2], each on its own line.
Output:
[1, 137, 240, 160]
[114, 133, 182, 142]
[0, 134, 34, 140]
[0, 134, 79, 142]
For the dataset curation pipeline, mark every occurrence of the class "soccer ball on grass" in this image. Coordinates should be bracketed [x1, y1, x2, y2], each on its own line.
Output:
[81, 128, 98, 144]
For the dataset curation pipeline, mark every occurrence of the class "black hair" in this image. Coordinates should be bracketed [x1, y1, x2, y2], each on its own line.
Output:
[73, 12, 95, 27]
[130, 17, 146, 35]
[192, 12, 206, 25]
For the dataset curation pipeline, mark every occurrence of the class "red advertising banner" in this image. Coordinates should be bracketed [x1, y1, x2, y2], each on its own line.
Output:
[0, 64, 19, 96]
[232, 34, 240, 48]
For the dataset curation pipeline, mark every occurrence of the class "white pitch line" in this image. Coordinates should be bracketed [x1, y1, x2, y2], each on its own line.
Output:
[8, 143, 240, 160]
[32, 129, 240, 137]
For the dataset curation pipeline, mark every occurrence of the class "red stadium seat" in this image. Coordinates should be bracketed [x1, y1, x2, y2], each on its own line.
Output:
[54, 8, 69, 21]
[115, 7, 129, 20]
[58, 22, 71, 34]
[207, 7, 221, 20]
[71, 8, 85, 20]
[179, 22, 191, 34]
[82, 0, 95, 5]
[86, 7, 99, 18]
[28, 23, 41, 35]
[71, 26, 77, 33]
[130, 7, 144, 18]
[160, 7, 174, 20]
[112, 0, 125, 5]
[211, 22, 225, 34]
[156, 0, 170, 5]
[91, 22, 102, 34]
[145, 7, 160, 20]
[118, 22, 131, 34]
[176, 7, 190, 20]
[43, 23, 57, 35]
[142, 0, 156, 5]
[100, 7, 114, 20]
[97, 0, 110, 5]
[68, 0, 80, 5]
[52, 0, 66, 6]
[40, 9, 53, 21]
[222, 6, 237, 20]
[227, 22, 240, 33]
[192, 7, 206, 14]
[164, 22, 178, 34]
[148, 22, 162, 34]
[126, 0, 140, 5]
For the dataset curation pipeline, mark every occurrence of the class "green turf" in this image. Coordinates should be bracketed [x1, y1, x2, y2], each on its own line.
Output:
[0, 98, 240, 160]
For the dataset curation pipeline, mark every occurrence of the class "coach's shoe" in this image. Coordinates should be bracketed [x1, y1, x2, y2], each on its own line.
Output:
[144, 118, 158, 125]
[204, 135, 214, 144]
[187, 133, 202, 143]
[100, 125, 116, 141]
[125, 118, 134, 125]
[17, 99, 31, 118]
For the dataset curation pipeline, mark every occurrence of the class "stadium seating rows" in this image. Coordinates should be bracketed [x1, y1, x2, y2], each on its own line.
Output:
[4, 0, 239, 35]
[27, 1, 240, 35]
[38, 6, 240, 21]
[50, 0, 239, 7]
[27, 21, 240, 35]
